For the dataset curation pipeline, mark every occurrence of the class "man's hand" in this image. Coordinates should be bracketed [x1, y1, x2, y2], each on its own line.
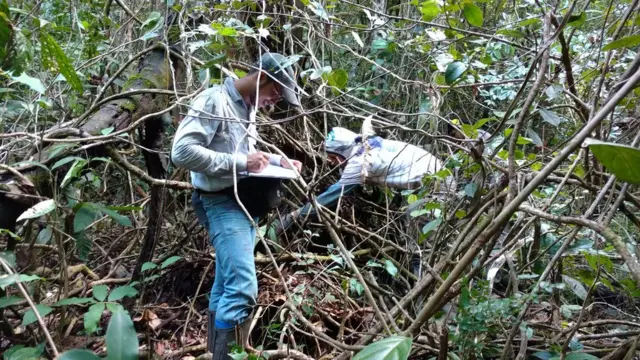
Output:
[247, 152, 270, 173]
[280, 158, 302, 172]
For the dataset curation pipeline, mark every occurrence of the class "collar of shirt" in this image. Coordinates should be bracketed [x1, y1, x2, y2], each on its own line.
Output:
[224, 77, 248, 109]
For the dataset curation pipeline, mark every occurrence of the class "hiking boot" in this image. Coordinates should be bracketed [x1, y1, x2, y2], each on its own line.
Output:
[207, 311, 216, 354]
[211, 311, 253, 360]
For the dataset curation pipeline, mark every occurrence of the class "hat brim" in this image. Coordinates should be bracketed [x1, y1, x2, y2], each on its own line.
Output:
[282, 85, 300, 106]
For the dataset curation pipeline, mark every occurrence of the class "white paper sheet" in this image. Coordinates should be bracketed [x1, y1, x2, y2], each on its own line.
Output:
[240, 165, 298, 180]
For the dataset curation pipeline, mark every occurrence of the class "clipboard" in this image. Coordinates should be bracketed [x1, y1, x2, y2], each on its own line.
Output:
[239, 165, 298, 180]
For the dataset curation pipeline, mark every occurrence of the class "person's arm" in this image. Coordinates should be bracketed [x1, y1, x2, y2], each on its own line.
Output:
[171, 92, 248, 174]
[275, 182, 358, 235]
[299, 183, 359, 216]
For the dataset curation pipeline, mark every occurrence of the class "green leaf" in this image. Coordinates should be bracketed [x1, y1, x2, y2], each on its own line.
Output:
[22, 304, 53, 326]
[40, 33, 82, 93]
[4, 343, 45, 360]
[328, 69, 348, 90]
[53, 297, 95, 306]
[567, 12, 586, 27]
[92, 285, 108, 302]
[51, 156, 84, 170]
[562, 275, 588, 301]
[422, 217, 442, 236]
[603, 34, 640, 51]
[0, 296, 23, 309]
[0, 251, 16, 268]
[563, 353, 600, 360]
[496, 29, 526, 38]
[0, 274, 41, 290]
[108, 286, 138, 302]
[106, 309, 139, 360]
[539, 108, 564, 126]
[353, 336, 412, 360]
[371, 38, 388, 51]
[419, 0, 441, 21]
[36, 225, 53, 245]
[384, 260, 398, 277]
[74, 203, 101, 233]
[464, 183, 478, 197]
[219, 27, 238, 36]
[445, 62, 467, 84]
[84, 303, 104, 334]
[141, 262, 158, 272]
[74, 231, 92, 262]
[101, 207, 132, 227]
[585, 139, 640, 184]
[161, 256, 182, 269]
[16, 199, 56, 222]
[10, 73, 46, 94]
[61, 159, 88, 189]
[463, 4, 483, 27]
[57, 349, 101, 360]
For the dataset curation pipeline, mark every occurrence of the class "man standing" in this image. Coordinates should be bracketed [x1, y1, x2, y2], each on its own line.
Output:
[171, 53, 302, 359]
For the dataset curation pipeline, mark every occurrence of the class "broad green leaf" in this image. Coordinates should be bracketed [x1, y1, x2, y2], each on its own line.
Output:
[419, 0, 441, 21]
[384, 260, 398, 277]
[422, 217, 442, 236]
[101, 207, 132, 227]
[464, 183, 478, 197]
[328, 69, 348, 90]
[53, 297, 95, 306]
[0, 274, 41, 290]
[60, 159, 88, 189]
[585, 139, 640, 184]
[0, 251, 16, 268]
[371, 38, 388, 51]
[84, 303, 105, 334]
[353, 336, 412, 360]
[539, 108, 563, 126]
[463, 4, 483, 27]
[141, 262, 158, 272]
[496, 29, 526, 38]
[40, 33, 82, 93]
[561, 275, 588, 301]
[603, 34, 640, 51]
[101, 127, 114, 135]
[51, 156, 84, 170]
[73, 203, 101, 233]
[107, 286, 138, 302]
[106, 309, 139, 360]
[10, 73, 46, 94]
[74, 231, 92, 262]
[445, 62, 467, 84]
[0, 296, 23, 309]
[36, 225, 53, 245]
[161, 256, 182, 269]
[22, 304, 53, 326]
[11, 160, 50, 172]
[16, 199, 56, 222]
[92, 285, 109, 301]
[567, 12, 586, 27]
[57, 349, 101, 360]
[4, 343, 45, 360]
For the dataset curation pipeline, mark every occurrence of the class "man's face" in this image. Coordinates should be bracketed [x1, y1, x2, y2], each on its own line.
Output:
[256, 79, 283, 108]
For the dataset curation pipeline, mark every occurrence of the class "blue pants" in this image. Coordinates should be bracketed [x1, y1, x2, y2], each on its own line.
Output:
[192, 191, 258, 329]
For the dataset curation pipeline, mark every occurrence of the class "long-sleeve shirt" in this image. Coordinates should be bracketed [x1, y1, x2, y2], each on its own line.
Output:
[171, 78, 282, 192]
[296, 137, 455, 218]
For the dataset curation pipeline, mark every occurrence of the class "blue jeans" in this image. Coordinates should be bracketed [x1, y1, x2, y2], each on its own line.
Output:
[192, 191, 258, 329]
